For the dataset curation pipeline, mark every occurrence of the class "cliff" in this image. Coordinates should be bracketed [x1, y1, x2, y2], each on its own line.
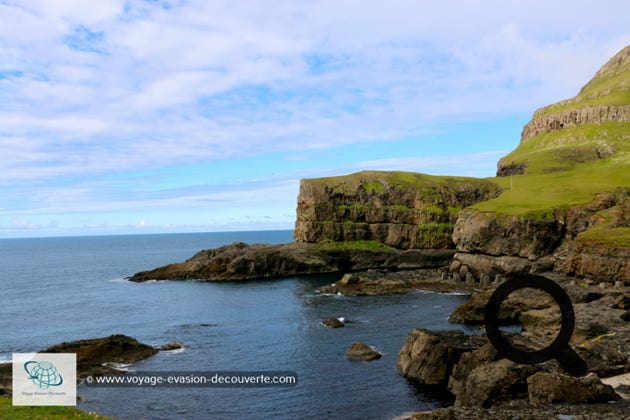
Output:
[293, 45, 630, 284]
[294, 171, 500, 249]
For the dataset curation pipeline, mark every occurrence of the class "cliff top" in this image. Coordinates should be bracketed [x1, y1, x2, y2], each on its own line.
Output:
[301, 170, 498, 193]
[535, 45, 630, 118]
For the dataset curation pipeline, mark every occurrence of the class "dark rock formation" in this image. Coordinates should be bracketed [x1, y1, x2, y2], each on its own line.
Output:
[45, 334, 159, 380]
[346, 342, 382, 361]
[318, 267, 466, 296]
[557, 241, 630, 284]
[448, 285, 554, 325]
[452, 190, 630, 284]
[129, 242, 455, 282]
[527, 372, 620, 405]
[294, 171, 500, 249]
[452, 209, 565, 260]
[322, 317, 345, 328]
[456, 358, 542, 407]
[0, 334, 159, 395]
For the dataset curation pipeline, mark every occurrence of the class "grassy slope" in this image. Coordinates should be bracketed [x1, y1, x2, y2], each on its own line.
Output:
[471, 46, 630, 247]
[0, 397, 110, 419]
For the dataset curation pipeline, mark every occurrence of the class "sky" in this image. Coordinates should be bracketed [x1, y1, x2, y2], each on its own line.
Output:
[1, 0, 630, 238]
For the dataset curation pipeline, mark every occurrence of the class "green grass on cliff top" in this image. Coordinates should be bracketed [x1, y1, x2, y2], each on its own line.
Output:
[305, 170, 496, 193]
[473, 161, 630, 218]
[0, 397, 110, 419]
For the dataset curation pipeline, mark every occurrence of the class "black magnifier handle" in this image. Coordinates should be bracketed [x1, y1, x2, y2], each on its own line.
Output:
[553, 346, 588, 377]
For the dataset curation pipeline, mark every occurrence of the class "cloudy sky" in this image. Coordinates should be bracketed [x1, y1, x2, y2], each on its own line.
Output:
[1, 0, 629, 237]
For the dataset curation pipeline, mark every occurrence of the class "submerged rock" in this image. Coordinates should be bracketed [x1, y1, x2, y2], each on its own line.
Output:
[346, 342, 383, 361]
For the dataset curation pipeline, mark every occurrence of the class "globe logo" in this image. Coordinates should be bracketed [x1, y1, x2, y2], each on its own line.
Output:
[24, 360, 64, 389]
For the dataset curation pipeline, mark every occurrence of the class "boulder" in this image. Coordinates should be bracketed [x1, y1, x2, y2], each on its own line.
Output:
[448, 286, 554, 325]
[346, 342, 382, 361]
[456, 359, 540, 407]
[396, 329, 484, 386]
[527, 372, 621, 405]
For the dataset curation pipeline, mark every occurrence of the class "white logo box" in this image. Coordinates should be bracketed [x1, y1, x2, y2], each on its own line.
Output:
[12, 353, 76, 406]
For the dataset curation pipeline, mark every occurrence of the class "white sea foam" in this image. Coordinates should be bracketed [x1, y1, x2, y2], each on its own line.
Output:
[108, 277, 129, 283]
[161, 347, 185, 354]
[102, 362, 134, 372]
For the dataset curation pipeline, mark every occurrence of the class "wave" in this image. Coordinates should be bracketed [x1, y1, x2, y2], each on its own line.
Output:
[161, 347, 185, 354]
[107, 277, 129, 283]
[102, 362, 134, 372]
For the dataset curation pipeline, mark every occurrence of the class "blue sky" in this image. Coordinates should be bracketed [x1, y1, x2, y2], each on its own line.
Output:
[1, 0, 629, 238]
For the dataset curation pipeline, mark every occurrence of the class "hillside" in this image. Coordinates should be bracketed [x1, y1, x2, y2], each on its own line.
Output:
[484, 46, 630, 222]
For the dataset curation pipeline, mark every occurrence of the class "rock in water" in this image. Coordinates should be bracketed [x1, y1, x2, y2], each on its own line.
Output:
[323, 317, 345, 328]
[159, 341, 184, 351]
[346, 342, 382, 361]
[45, 334, 159, 379]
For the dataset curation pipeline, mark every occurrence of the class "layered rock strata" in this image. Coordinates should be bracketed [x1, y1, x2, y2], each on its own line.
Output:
[294, 171, 500, 249]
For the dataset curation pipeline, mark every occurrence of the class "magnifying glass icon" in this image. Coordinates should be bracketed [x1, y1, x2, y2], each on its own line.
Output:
[484, 273, 588, 377]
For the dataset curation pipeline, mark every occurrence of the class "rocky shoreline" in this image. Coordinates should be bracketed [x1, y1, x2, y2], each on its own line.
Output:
[394, 273, 630, 419]
[127, 241, 454, 282]
[0, 334, 176, 397]
[127, 238, 629, 417]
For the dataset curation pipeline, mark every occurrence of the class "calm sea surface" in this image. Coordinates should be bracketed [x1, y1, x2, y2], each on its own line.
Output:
[0, 231, 474, 419]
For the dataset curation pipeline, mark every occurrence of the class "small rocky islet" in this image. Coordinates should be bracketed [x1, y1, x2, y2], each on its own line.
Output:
[0, 334, 178, 397]
[126, 46, 630, 418]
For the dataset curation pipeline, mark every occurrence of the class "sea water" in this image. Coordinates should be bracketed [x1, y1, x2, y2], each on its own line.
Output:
[0, 231, 474, 419]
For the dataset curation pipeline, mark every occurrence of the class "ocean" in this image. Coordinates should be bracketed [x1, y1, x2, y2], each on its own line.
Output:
[0, 231, 474, 419]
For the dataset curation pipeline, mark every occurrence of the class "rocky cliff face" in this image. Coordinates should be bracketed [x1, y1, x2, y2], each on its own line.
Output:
[294, 171, 500, 249]
[519, 104, 630, 143]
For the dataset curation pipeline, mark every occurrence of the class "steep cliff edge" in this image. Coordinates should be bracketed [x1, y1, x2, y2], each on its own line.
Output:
[294, 171, 500, 249]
